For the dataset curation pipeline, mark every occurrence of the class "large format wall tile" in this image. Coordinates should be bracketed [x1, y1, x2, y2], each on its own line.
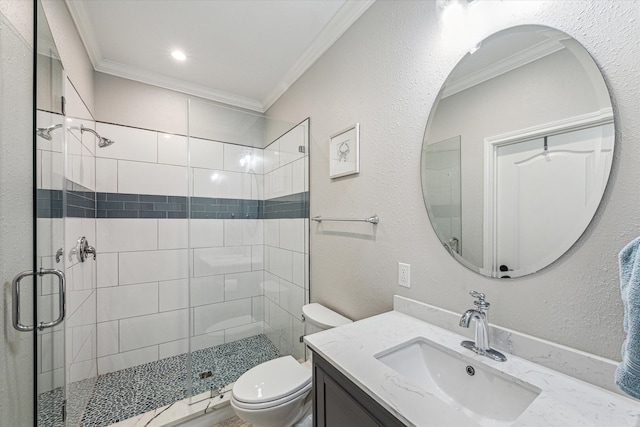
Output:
[97, 320, 119, 358]
[193, 299, 252, 335]
[97, 252, 118, 288]
[118, 160, 188, 196]
[193, 246, 252, 276]
[96, 123, 158, 163]
[266, 246, 293, 282]
[97, 218, 158, 252]
[224, 144, 264, 174]
[224, 219, 264, 246]
[192, 168, 254, 200]
[97, 282, 158, 322]
[279, 279, 304, 316]
[159, 279, 189, 312]
[264, 163, 293, 199]
[158, 133, 187, 166]
[158, 219, 188, 249]
[279, 218, 305, 252]
[190, 275, 225, 306]
[98, 346, 158, 375]
[96, 157, 117, 193]
[224, 271, 263, 301]
[119, 309, 189, 352]
[119, 249, 188, 285]
[189, 137, 224, 170]
[190, 219, 224, 248]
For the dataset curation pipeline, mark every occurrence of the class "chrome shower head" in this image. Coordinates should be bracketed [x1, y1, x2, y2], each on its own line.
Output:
[99, 137, 115, 148]
[81, 124, 115, 148]
[36, 123, 63, 140]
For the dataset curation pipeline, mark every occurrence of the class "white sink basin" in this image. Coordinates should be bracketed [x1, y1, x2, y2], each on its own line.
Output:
[375, 337, 541, 425]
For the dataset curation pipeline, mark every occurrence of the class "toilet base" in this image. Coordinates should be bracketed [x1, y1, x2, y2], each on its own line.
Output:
[231, 393, 311, 427]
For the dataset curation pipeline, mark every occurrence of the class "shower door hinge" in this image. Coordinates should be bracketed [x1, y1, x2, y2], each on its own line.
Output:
[61, 399, 67, 422]
[61, 96, 66, 116]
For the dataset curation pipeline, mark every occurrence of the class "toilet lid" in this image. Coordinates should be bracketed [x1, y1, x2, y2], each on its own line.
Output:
[233, 356, 312, 404]
[302, 303, 352, 329]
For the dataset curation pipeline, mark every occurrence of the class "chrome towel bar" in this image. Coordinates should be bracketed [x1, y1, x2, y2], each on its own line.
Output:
[311, 215, 379, 225]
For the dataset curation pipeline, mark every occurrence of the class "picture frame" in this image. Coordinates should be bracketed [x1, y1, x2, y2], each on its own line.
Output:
[329, 123, 360, 178]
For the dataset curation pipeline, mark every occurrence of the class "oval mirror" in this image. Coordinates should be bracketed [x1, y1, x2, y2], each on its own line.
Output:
[421, 25, 614, 279]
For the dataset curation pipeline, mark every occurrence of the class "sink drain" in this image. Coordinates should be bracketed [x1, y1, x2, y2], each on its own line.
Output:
[466, 365, 475, 376]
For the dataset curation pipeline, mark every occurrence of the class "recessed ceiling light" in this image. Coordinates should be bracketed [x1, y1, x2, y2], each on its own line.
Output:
[171, 50, 186, 61]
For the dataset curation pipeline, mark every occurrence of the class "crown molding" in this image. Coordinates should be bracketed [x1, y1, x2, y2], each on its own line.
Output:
[65, 0, 102, 69]
[261, 0, 376, 110]
[442, 36, 568, 99]
[96, 59, 264, 112]
[65, 0, 374, 112]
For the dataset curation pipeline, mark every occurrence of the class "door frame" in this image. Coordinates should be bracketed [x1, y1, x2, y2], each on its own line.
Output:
[482, 108, 613, 277]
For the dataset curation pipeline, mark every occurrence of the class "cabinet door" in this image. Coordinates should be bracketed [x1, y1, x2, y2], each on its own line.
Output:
[313, 353, 405, 427]
[315, 367, 380, 427]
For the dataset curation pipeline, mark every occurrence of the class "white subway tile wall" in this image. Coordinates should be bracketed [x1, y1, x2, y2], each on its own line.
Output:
[38, 114, 309, 380]
[95, 157, 117, 193]
[118, 160, 188, 196]
[157, 133, 188, 166]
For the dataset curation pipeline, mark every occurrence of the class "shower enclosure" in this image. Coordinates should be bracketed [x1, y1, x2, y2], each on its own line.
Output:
[2, 2, 310, 426]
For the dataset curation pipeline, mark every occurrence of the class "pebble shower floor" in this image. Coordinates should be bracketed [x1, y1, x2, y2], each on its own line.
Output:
[37, 334, 281, 427]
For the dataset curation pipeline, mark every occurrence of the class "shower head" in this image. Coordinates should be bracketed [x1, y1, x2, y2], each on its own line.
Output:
[98, 137, 115, 148]
[81, 124, 115, 148]
[36, 123, 63, 140]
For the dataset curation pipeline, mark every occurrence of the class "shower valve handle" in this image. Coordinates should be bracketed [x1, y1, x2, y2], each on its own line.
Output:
[76, 236, 97, 262]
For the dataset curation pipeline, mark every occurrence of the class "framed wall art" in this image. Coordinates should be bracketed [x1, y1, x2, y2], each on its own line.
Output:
[329, 123, 360, 178]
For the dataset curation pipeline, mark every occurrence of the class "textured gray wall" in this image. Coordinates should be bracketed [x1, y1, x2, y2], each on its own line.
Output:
[267, 0, 640, 360]
[41, 0, 94, 115]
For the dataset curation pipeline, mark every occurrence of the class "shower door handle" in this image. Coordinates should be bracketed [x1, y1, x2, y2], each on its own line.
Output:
[12, 268, 66, 332]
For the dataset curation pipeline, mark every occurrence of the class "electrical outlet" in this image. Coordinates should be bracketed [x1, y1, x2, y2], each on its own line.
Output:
[398, 262, 410, 288]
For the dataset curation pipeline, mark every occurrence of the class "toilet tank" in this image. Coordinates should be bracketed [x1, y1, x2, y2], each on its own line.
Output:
[302, 303, 352, 336]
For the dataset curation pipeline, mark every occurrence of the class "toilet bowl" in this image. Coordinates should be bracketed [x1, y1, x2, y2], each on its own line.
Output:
[230, 303, 351, 427]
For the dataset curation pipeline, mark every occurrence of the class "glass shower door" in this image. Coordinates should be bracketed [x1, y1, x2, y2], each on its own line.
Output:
[35, 1, 68, 425]
[0, 6, 37, 426]
[187, 99, 309, 402]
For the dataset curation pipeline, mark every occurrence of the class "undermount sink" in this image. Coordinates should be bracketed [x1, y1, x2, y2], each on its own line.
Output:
[374, 337, 541, 424]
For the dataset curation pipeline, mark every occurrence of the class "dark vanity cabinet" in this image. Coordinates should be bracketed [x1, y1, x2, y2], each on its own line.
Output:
[312, 352, 406, 427]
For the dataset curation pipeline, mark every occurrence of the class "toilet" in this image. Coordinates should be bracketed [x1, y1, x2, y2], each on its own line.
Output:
[230, 303, 352, 427]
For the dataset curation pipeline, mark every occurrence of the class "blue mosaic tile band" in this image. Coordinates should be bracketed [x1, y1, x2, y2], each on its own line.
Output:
[264, 192, 309, 219]
[190, 196, 262, 219]
[97, 193, 188, 219]
[37, 189, 63, 218]
[68, 190, 97, 218]
[37, 189, 309, 220]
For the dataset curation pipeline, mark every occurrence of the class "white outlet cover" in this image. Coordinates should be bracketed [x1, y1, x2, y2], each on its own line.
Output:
[399, 262, 410, 288]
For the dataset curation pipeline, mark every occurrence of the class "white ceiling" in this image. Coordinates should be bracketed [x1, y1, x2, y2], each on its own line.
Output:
[66, 0, 375, 112]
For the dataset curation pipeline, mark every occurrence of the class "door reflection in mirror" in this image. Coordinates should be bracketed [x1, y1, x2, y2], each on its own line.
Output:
[421, 25, 614, 278]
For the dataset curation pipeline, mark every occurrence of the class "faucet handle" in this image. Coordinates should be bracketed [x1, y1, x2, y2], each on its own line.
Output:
[470, 290, 485, 300]
[469, 290, 490, 310]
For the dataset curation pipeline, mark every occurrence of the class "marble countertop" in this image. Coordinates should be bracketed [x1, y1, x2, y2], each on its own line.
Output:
[305, 310, 640, 426]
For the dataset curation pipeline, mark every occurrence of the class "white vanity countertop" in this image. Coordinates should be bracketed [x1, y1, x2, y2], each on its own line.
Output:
[304, 310, 640, 426]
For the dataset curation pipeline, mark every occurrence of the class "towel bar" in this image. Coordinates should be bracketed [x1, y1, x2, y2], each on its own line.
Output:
[311, 215, 379, 225]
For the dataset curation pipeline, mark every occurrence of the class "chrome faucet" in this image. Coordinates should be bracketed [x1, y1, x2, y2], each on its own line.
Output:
[459, 291, 506, 362]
